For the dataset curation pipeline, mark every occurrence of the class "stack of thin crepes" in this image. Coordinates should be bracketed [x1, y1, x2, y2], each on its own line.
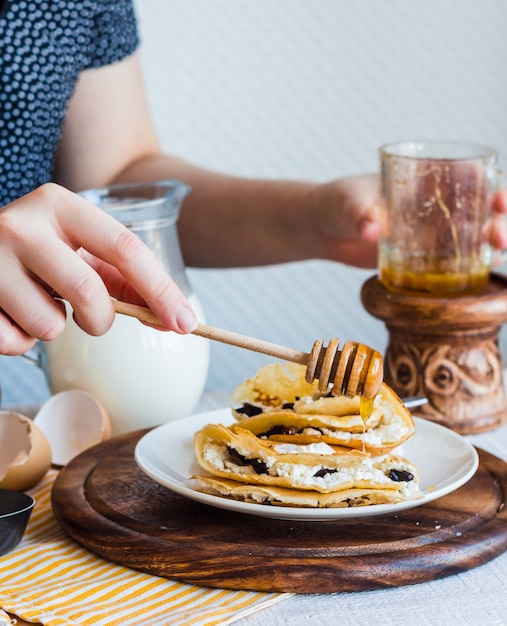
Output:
[192, 363, 422, 508]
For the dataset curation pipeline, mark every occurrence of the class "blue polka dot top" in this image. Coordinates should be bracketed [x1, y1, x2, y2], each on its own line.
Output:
[0, 0, 139, 205]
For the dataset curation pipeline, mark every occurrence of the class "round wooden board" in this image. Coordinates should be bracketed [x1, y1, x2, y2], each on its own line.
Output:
[51, 429, 507, 593]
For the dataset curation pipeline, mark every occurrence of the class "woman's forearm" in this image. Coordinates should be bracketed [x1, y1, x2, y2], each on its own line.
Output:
[112, 154, 379, 269]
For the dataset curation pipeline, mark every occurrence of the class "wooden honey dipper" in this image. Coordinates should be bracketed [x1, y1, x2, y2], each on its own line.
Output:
[113, 300, 384, 400]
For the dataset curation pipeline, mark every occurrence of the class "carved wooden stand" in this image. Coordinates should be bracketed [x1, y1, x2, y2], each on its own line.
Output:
[361, 273, 507, 434]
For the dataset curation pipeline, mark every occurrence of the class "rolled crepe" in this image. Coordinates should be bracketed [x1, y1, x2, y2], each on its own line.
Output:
[231, 363, 415, 453]
[231, 362, 317, 415]
[194, 423, 421, 498]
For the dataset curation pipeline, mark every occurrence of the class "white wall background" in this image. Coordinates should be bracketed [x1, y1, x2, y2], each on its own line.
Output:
[134, 0, 507, 393]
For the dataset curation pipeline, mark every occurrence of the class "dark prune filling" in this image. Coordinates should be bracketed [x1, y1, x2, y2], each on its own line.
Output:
[237, 401, 297, 417]
[313, 467, 338, 478]
[236, 403, 264, 417]
[388, 469, 414, 482]
[227, 447, 268, 474]
[259, 425, 298, 438]
[259, 425, 324, 439]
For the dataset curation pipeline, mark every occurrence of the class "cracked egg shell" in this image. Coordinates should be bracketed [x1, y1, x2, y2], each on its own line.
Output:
[0, 411, 52, 491]
[33, 389, 111, 466]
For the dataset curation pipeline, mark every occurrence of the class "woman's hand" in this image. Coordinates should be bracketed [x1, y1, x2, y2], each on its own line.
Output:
[312, 174, 381, 269]
[0, 183, 197, 356]
[314, 174, 507, 269]
[490, 187, 507, 261]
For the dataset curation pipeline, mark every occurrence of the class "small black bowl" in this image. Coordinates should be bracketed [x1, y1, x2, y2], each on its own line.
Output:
[0, 489, 35, 556]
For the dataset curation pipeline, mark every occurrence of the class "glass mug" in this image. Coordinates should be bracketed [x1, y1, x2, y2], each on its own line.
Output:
[378, 140, 501, 297]
[26, 181, 210, 436]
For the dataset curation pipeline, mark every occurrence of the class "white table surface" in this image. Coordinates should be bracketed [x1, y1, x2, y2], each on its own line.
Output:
[2, 357, 507, 626]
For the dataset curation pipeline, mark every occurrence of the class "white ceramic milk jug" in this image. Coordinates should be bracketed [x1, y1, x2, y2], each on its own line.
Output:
[44, 181, 210, 436]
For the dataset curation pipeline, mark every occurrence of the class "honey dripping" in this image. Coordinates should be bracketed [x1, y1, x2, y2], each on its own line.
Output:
[359, 395, 375, 453]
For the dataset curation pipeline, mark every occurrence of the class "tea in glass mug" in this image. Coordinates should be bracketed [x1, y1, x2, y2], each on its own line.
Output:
[378, 140, 499, 297]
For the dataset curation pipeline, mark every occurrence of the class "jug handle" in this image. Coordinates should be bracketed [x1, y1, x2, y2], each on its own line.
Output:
[19, 342, 51, 386]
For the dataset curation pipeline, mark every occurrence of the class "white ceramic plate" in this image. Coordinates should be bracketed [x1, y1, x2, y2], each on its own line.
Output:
[134, 408, 479, 521]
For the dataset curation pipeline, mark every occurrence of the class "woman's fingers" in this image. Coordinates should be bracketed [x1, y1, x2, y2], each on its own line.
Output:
[47, 185, 197, 333]
[78, 248, 198, 332]
[491, 187, 507, 215]
[488, 189, 507, 255]
[0, 309, 38, 356]
[0, 184, 196, 353]
[318, 174, 380, 268]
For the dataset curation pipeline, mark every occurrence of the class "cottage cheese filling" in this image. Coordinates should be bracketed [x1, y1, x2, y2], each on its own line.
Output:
[202, 441, 418, 496]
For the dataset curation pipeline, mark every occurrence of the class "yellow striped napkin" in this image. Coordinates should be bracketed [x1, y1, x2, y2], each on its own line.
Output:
[0, 470, 290, 626]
